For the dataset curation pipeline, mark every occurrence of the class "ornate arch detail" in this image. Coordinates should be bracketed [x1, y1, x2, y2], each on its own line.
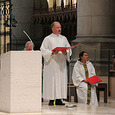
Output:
[34, 11, 77, 24]
[33, 0, 77, 24]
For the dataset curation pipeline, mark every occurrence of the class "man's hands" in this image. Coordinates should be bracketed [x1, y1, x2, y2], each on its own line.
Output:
[82, 79, 93, 86]
[52, 50, 59, 55]
[82, 79, 88, 83]
[52, 50, 67, 55]
[62, 50, 67, 55]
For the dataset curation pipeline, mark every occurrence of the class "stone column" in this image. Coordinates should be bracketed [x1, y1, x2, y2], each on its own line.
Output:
[72, 0, 115, 75]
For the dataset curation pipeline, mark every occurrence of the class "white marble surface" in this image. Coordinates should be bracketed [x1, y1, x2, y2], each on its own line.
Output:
[0, 97, 114, 115]
[0, 51, 42, 113]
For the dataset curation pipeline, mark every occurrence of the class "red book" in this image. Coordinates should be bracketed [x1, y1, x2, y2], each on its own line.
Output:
[86, 75, 102, 85]
[52, 44, 80, 52]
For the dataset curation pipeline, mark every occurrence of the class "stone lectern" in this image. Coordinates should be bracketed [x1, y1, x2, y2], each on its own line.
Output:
[0, 51, 42, 113]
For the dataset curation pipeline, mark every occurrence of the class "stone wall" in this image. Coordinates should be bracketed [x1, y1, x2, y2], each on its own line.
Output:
[72, 0, 115, 76]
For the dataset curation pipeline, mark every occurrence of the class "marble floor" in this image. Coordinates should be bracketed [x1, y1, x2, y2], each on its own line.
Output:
[0, 97, 115, 115]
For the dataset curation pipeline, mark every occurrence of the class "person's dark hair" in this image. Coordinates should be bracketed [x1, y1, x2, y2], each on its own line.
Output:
[79, 51, 87, 61]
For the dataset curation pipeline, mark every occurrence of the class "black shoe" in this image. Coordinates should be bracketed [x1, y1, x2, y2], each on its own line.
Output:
[56, 99, 65, 105]
[42, 98, 43, 102]
[48, 100, 54, 106]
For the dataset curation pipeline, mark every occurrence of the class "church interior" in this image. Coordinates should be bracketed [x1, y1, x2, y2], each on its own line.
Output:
[0, 0, 115, 114]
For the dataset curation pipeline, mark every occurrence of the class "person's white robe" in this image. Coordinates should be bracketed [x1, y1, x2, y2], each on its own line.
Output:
[40, 33, 71, 100]
[72, 61, 98, 106]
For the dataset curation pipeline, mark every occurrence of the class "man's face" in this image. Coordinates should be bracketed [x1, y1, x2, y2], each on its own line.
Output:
[52, 22, 61, 35]
[81, 53, 88, 62]
[26, 44, 33, 51]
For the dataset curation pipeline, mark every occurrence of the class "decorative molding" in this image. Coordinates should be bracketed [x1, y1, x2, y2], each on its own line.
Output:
[33, 0, 77, 24]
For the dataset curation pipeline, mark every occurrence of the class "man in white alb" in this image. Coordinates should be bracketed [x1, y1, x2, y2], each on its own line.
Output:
[40, 21, 72, 106]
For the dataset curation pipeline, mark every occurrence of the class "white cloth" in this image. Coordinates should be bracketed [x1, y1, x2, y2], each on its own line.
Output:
[40, 33, 72, 100]
[72, 60, 98, 106]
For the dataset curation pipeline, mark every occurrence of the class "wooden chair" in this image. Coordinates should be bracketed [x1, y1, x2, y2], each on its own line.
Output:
[67, 84, 78, 102]
[96, 83, 107, 103]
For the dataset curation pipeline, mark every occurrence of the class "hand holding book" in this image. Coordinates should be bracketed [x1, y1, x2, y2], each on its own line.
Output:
[86, 75, 102, 86]
[52, 50, 67, 55]
[52, 50, 59, 55]
[52, 44, 80, 52]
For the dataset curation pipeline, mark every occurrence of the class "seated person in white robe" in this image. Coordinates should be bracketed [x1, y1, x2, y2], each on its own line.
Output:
[72, 51, 98, 106]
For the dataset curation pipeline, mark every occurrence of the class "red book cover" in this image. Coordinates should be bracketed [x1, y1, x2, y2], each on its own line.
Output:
[52, 44, 80, 52]
[87, 75, 102, 85]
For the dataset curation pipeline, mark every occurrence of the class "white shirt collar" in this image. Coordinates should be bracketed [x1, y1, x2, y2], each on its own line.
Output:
[77, 60, 89, 65]
[52, 33, 60, 37]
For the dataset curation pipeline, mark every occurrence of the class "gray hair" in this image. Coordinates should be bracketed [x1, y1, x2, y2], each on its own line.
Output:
[51, 21, 60, 28]
[25, 41, 34, 47]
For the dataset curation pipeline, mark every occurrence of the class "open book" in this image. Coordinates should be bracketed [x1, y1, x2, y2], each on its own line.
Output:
[86, 75, 102, 85]
[52, 44, 80, 52]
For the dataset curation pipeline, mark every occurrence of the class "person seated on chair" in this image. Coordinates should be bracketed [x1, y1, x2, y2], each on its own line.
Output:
[24, 41, 34, 51]
[72, 51, 98, 106]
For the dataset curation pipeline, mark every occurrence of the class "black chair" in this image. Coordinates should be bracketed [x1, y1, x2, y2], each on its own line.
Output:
[96, 83, 107, 103]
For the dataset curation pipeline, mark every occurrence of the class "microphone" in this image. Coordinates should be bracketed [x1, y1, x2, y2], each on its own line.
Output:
[23, 30, 32, 42]
[23, 30, 34, 50]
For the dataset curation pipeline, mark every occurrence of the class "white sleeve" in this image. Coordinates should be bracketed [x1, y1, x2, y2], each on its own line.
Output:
[64, 36, 72, 62]
[72, 63, 84, 86]
[40, 37, 53, 63]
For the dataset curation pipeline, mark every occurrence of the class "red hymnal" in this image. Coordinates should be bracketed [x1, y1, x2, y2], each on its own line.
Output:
[52, 44, 80, 52]
[87, 75, 102, 85]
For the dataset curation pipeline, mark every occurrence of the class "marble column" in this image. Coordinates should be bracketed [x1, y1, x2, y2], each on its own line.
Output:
[72, 0, 115, 75]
